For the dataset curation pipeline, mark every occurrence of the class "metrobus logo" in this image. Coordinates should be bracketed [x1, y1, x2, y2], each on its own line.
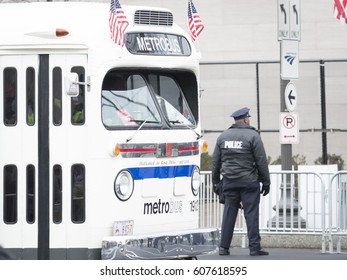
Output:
[143, 198, 183, 215]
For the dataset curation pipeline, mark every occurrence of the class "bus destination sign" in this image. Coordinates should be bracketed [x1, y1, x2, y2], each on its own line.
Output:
[125, 33, 191, 56]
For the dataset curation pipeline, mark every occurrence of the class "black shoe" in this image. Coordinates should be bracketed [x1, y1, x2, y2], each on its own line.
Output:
[250, 249, 269, 256]
[219, 247, 230, 255]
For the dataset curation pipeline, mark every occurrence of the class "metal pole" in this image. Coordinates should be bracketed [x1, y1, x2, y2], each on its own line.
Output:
[280, 79, 292, 171]
[256, 63, 261, 133]
[320, 60, 328, 164]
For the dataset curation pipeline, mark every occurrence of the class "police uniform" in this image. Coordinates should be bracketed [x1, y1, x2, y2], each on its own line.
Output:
[212, 107, 271, 256]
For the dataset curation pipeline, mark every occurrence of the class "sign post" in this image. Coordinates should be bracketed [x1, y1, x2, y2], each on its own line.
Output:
[272, 0, 305, 228]
[277, 0, 301, 154]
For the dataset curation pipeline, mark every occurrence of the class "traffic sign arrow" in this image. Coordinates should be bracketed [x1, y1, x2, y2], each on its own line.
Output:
[278, 0, 301, 41]
[280, 4, 287, 24]
[290, 0, 301, 41]
[288, 89, 295, 105]
[284, 82, 297, 111]
[278, 0, 290, 40]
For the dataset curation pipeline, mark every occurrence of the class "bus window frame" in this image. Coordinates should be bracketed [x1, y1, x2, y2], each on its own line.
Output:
[100, 70, 198, 130]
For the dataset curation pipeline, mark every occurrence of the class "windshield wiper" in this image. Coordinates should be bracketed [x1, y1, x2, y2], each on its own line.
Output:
[169, 120, 202, 140]
[132, 119, 160, 125]
[126, 118, 159, 143]
[169, 120, 181, 125]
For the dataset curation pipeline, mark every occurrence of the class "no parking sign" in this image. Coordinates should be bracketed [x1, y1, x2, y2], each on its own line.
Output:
[280, 112, 299, 144]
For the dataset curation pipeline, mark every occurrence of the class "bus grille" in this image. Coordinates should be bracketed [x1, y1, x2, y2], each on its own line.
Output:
[134, 10, 173, 26]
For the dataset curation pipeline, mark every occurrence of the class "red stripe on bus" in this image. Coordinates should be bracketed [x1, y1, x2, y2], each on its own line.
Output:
[120, 148, 157, 153]
[178, 146, 199, 152]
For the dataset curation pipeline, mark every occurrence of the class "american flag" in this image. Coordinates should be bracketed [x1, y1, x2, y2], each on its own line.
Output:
[188, 0, 204, 41]
[334, 0, 347, 23]
[109, 0, 129, 46]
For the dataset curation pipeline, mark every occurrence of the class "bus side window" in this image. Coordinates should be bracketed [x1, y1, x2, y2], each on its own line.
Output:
[26, 164, 35, 224]
[26, 67, 36, 126]
[53, 165, 62, 224]
[53, 67, 62, 126]
[71, 67, 85, 125]
[3, 68, 17, 126]
[3, 165, 18, 224]
[71, 164, 85, 223]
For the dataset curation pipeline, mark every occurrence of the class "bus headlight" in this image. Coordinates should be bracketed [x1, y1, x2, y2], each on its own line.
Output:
[191, 166, 200, 196]
[114, 170, 134, 201]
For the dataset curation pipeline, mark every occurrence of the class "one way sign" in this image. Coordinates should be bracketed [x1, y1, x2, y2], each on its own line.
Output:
[284, 82, 297, 112]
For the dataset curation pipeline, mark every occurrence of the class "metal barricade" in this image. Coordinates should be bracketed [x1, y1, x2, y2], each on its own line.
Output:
[328, 171, 347, 253]
[199, 171, 222, 229]
[199, 170, 329, 252]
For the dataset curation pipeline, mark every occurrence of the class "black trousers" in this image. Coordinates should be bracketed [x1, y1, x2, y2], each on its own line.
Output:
[220, 181, 261, 252]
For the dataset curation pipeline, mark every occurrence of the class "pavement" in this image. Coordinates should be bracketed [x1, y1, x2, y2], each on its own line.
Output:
[197, 247, 347, 260]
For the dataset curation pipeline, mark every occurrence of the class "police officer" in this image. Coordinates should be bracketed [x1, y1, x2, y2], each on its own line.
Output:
[212, 107, 271, 256]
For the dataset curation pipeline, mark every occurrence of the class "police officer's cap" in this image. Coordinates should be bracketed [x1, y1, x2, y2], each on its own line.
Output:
[230, 107, 251, 120]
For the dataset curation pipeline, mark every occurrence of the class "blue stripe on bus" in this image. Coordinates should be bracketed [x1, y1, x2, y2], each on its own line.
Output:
[128, 165, 196, 180]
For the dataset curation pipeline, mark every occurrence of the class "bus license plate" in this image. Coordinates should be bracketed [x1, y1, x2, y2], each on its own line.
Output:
[113, 220, 134, 236]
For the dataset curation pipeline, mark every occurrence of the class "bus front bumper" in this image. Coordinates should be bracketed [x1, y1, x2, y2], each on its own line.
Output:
[101, 228, 219, 260]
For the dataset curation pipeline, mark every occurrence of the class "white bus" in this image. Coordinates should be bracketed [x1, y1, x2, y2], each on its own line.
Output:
[0, 2, 218, 260]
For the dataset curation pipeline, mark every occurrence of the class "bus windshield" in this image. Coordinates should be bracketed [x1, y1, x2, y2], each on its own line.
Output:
[102, 74, 161, 127]
[101, 72, 197, 129]
[148, 74, 195, 126]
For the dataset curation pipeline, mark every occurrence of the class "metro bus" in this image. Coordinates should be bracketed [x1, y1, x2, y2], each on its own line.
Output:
[0, 2, 218, 259]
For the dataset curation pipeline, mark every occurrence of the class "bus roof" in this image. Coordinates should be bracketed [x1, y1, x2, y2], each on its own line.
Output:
[0, 2, 194, 53]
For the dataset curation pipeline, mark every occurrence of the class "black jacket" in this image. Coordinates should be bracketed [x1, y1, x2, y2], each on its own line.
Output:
[212, 123, 270, 186]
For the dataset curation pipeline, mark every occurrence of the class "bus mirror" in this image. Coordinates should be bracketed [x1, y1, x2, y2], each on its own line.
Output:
[65, 72, 80, 97]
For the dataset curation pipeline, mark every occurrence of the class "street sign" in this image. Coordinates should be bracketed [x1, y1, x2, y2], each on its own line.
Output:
[284, 82, 297, 112]
[281, 40, 299, 80]
[278, 0, 290, 40]
[277, 0, 301, 41]
[280, 112, 299, 144]
[289, 0, 301, 41]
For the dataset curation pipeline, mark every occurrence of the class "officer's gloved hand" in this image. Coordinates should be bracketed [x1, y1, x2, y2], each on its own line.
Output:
[261, 185, 270, 196]
[213, 182, 221, 195]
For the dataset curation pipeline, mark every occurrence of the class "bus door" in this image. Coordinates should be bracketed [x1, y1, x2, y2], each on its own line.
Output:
[0, 53, 88, 259]
[0, 55, 38, 257]
[49, 54, 88, 259]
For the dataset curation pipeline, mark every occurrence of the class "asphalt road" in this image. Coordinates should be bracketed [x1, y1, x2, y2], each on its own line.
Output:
[197, 247, 347, 260]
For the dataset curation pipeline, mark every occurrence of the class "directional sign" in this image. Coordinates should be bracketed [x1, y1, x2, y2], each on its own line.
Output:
[281, 40, 299, 80]
[280, 112, 299, 144]
[277, 0, 301, 41]
[284, 82, 297, 112]
[278, 0, 290, 40]
[290, 0, 301, 41]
